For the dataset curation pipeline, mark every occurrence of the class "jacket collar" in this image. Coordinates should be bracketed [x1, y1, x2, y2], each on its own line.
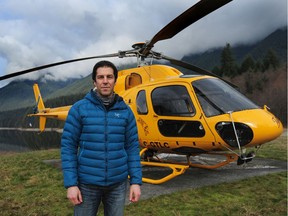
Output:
[85, 89, 125, 110]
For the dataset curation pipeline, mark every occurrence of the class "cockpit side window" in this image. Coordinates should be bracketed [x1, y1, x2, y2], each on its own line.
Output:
[151, 85, 195, 116]
[136, 90, 148, 115]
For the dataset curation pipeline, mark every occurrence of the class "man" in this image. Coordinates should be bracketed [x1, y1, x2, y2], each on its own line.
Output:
[61, 60, 142, 216]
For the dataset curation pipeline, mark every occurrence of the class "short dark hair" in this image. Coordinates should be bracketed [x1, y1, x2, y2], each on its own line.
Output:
[92, 60, 118, 81]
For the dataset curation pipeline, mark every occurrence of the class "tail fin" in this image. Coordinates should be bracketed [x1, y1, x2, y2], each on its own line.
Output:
[39, 116, 47, 132]
[30, 83, 70, 132]
[32, 83, 46, 132]
[33, 83, 45, 111]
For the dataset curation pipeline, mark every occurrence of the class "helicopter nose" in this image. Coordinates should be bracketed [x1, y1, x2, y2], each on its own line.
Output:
[215, 108, 283, 148]
[234, 108, 283, 146]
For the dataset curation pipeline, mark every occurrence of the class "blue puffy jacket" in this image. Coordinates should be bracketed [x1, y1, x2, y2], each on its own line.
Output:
[61, 90, 142, 188]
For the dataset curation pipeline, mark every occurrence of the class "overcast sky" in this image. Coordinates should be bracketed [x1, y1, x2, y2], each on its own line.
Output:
[0, 0, 287, 87]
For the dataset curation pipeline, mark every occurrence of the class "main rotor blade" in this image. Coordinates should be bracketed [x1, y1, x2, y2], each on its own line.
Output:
[142, 0, 232, 55]
[0, 53, 119, 81]
[162, 55, 237, 88]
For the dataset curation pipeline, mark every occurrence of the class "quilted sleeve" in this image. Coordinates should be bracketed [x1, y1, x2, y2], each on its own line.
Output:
[125, 107, 142, 185]
[61, 104, 82, 188]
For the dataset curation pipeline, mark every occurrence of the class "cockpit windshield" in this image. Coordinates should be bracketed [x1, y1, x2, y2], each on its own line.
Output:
[192, 78, 259, 117]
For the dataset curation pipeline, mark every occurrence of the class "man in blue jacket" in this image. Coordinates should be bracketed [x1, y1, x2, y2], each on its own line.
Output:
[61, 60, 142, 216]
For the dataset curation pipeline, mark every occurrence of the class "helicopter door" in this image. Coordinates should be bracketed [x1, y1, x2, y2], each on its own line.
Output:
[151, 85, 204, 135]
[150, 85, 215, 153]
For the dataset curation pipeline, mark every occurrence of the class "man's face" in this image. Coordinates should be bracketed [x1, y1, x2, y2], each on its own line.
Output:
[93, 66, 116, 97]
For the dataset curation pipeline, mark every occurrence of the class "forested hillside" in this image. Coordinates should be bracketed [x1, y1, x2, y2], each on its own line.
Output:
[225, 64, 287, 126]
[182, 27, 287, 71]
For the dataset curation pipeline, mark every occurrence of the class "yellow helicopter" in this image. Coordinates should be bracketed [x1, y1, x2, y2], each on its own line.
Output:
[0, 0, 283, 184]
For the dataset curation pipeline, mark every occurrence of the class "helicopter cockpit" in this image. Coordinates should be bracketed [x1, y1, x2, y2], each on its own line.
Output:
[193, 78, 259, 117]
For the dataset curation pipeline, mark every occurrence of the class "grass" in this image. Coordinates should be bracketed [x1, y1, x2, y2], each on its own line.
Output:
[125, 172, 287, 216]
[0, 132, 286, 216]
[256, 132, 287, 161]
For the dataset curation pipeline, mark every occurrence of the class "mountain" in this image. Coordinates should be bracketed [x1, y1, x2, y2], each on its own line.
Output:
[0, 78, 78, 111]
[0, 27, 286, 112]
[45, 75, 92, 100]
[182, 26, 287, 70]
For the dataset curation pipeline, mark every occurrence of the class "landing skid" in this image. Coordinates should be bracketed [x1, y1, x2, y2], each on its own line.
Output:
[187, 152, 238, 169]
[141, 161, 189, 184]
[140, 148, 238, 184]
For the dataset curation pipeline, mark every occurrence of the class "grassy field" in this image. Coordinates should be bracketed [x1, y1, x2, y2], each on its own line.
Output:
[0, 132, 286, 216]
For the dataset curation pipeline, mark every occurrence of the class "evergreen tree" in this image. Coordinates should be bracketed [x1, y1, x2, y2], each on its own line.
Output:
[240, 55, 255, 74]
[263, 49, 280, 70]
[254, 60, 263, 72]
[220, 43, 238, 77]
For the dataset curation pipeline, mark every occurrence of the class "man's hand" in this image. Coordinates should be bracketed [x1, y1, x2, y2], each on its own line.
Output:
[129, 184, 141, 203]
[67, 186, 83, 205]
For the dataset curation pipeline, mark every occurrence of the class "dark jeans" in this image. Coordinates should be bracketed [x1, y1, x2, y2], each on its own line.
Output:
[74, 181, 127, 216]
